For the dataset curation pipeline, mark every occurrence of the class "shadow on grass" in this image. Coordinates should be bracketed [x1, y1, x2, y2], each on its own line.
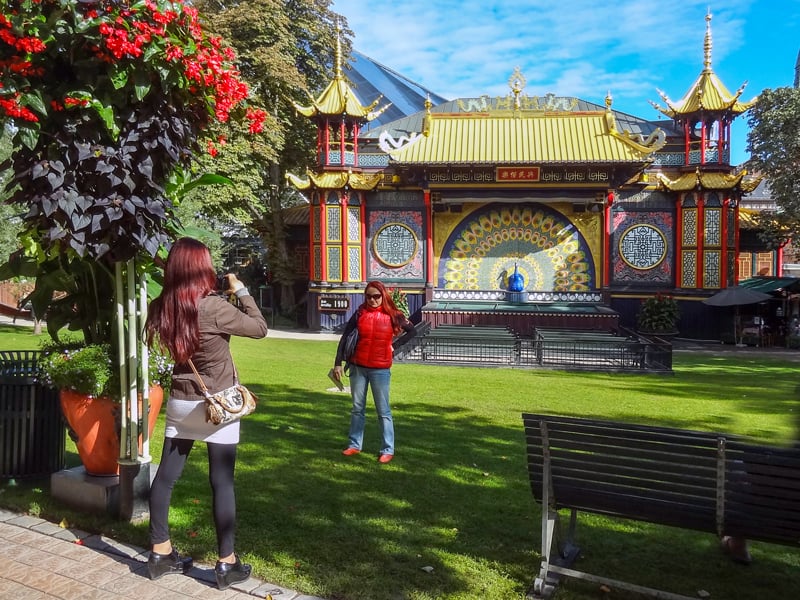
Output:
[159, 378, 799, 600]
[161, 382, 534, 599]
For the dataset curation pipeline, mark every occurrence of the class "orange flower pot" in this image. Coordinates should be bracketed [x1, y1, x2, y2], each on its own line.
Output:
[59, 385, 164, 477]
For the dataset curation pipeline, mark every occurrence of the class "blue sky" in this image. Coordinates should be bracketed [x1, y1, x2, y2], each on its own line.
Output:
[331, 0, 800, 166]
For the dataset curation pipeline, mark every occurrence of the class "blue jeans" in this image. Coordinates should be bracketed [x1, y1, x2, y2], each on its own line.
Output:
[347, 364, 394, 454]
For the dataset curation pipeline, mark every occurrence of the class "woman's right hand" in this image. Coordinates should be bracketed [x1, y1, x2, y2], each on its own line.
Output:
[224, 273, 246, 295]
[332, 365, 344, 380]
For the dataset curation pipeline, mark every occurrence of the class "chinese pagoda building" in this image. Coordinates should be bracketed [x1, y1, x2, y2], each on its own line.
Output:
[288, 14, 760, 338]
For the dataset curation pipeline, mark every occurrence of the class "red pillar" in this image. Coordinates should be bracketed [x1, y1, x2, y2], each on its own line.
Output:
[341, 191, 349, 282]
[684, 122, 690, 165]
[308, 196, 316, 282]
[603, 191, 615, 287]
[320, 194, 328, 282]
[424, 190, 434, 286]
[675, 198, 683, 287]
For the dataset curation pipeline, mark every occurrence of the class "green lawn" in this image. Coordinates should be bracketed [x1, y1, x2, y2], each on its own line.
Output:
[1, 322, 798, 599]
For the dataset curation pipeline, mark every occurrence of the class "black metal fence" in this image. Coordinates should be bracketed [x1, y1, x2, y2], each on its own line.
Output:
[395, 324, 673, 373]
[0, 350, 66, 478]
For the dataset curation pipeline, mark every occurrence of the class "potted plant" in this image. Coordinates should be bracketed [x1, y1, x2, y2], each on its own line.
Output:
[0, 0, 264, 478]
[37, 336, 173, 475]
[388, 287, 410, 318]
[636, 293, 680, 336]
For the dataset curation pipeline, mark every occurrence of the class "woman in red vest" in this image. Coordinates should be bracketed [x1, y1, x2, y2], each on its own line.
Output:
[331, 281, 415, 463]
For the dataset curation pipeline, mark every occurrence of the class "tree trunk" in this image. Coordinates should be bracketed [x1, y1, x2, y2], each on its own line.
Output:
[267, 162, 295, 315]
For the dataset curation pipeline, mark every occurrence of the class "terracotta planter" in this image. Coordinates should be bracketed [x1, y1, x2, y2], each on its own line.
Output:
[59, 385, 164, 477]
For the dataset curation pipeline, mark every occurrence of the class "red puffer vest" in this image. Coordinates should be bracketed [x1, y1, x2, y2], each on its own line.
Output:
[351, 306, 395, 369]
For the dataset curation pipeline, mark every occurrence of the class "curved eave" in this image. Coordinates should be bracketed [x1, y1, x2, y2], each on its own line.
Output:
[653, 72, 757, 117]
[293, 77, 387, 120]
[656, 170, 758, 192]
[286, 170, 382, 191]
[740, 174, 764, 194]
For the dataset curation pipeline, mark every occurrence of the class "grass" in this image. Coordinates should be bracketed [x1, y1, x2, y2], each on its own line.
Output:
[1, 322, 799, 599]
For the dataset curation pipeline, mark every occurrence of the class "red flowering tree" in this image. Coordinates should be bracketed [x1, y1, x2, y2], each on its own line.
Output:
[0, 0, 266, 343]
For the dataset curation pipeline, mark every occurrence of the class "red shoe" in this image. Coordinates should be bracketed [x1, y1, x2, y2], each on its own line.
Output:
[378, 454, 394, 464]
[342, 447, 360, 456]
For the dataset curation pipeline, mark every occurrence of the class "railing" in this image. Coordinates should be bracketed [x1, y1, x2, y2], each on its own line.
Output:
[395, 324, 672, 373]
[530, 327, 671, 372]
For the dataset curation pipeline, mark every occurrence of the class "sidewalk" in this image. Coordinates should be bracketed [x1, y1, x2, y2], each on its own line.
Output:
[0, 509, 325, 599]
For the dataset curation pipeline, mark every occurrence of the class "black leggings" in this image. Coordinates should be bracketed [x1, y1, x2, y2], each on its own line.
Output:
[149, 437, 238, 558]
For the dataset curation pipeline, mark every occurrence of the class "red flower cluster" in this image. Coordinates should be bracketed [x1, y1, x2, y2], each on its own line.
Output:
[0, 0, 266, 135]
[246, 108, 268, 134]
[0, 12, 46, 81]
[0, 94, 37, 122]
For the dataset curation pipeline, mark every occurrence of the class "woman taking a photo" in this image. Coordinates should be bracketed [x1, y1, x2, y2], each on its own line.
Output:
[144, 237, 268, 589]
[331, 281, 415, 463]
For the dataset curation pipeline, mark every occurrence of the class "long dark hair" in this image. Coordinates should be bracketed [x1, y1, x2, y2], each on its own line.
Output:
[145, 238, 216, 363]
[362, 280, 404, 333]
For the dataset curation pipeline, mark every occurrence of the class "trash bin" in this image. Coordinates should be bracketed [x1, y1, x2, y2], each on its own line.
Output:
[0, 350, 66, 479]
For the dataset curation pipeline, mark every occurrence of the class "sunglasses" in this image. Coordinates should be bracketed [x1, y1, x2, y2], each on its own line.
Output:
[365, 293, 382, 300]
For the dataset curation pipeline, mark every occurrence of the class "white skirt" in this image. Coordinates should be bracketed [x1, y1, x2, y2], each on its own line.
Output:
[164, 396, 240, 444]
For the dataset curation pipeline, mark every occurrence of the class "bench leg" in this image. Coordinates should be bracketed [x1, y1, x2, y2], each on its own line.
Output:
[532, 506, 559, 599]
[532, 507, 581, 599]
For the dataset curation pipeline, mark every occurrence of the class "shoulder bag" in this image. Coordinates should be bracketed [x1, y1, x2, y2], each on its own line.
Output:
[187, 359, 258, 425]
[343, 325, 359, 362]
[342, 311, 361, 374]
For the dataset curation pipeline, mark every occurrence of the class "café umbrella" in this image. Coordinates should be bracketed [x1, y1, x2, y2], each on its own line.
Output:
[702, 286, 773, 345]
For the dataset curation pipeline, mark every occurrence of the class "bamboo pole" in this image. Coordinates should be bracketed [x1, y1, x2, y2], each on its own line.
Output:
[139, 267, 151, 460]
[115, 262, 128, 461]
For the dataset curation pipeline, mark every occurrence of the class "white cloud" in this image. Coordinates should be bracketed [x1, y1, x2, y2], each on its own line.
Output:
[332, 0, 795, 163]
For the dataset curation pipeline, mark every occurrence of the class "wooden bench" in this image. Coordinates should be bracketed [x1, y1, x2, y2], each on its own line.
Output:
[521, 413, 800, 599]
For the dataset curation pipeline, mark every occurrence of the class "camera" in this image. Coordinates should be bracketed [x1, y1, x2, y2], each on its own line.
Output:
[216, 274, 229, 292]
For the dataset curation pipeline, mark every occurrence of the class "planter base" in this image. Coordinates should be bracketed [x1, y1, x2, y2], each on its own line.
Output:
[50, 466, 119, 514]
[51, 463, 156, 520]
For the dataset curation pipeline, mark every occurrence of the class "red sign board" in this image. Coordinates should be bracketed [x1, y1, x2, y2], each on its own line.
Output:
[496, 167, 540, 182]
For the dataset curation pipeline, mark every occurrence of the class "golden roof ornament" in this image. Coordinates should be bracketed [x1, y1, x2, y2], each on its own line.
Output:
[649, 11, 757, 117]
[293, 20, 390, 120]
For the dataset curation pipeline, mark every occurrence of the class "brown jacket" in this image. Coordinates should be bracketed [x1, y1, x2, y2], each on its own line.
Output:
[170, 293, 268, 400]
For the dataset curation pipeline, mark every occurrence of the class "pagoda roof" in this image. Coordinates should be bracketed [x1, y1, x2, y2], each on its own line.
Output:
[293, 31, 390, 121]
[386, 95, 666, 166]
[656, 169, 762, 192]
[650, 13, 757, 118]
[364, 95, 678, 142]
[285, 171, 383, 191]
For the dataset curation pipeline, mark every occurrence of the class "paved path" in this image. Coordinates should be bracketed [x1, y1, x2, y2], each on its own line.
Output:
[0, 510, 325, 599]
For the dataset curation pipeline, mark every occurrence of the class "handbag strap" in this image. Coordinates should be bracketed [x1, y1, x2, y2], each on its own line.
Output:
[187, 358, 240, 397]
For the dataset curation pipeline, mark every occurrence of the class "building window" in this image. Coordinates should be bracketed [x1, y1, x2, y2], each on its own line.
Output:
[373, 222, 418, 267]
[619, 224, 666, 270]
[737, 254, 752, 280]
[756, 252, 773, 276]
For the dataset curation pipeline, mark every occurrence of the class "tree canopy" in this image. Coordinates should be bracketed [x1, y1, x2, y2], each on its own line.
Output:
[746, 86, 800, 247]
[186, 0, 349, 311]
